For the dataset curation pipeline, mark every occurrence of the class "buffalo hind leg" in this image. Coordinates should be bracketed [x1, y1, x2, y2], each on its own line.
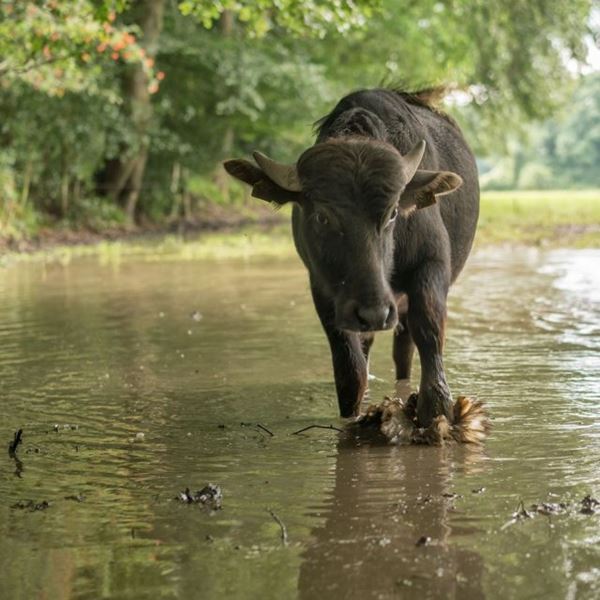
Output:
[312, 286, 368, 418]
[407, 266, 453, 428]
[393, 314, 414, 381]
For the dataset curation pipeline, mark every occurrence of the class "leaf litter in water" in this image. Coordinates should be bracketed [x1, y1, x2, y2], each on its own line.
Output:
[501, 496, 598, 530]
[176, 484, 222, 510]
[11, 500, 50, 512]
[415, 536, 432, 547]
[580, 495, 599, 515]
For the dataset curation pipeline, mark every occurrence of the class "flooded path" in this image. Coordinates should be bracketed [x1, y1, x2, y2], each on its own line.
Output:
[1, 244, 599, 599]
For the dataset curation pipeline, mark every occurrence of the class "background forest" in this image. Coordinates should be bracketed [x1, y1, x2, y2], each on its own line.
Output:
[0, 0, 598, 240]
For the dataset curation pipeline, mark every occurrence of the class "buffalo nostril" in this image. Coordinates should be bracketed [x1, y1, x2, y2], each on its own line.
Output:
[356, 305, 391, 330]
[354, 307, 369, 329]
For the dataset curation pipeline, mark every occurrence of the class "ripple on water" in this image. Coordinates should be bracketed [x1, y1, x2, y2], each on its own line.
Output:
[0, 248, 599, 599]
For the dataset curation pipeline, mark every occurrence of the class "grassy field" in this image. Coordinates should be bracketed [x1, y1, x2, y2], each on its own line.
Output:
[477, 189, 600, 247]
[1, 190, 598, 265]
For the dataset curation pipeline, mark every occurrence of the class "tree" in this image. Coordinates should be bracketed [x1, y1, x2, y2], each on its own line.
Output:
[1, 0, 597, 236]
[97, 0, 380, 222]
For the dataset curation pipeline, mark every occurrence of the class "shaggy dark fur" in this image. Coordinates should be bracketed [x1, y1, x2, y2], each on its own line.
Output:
[224, 88, 483, 434]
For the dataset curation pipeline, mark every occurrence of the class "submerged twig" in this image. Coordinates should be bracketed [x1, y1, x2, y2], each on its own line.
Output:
[256, 423, 274, 437]
[8, 429, 23, 456]
[500, 499, 535, 530]
[267, 508, 289, 546]
[240, 422, 274, 437]
[291, 424, 343, 435]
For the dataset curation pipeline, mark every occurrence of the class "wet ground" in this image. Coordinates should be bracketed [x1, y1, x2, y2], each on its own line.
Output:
[1, 242, 599, 599]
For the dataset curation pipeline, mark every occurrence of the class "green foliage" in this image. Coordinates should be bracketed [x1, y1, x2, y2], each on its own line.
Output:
[0, 0, 598, 240]
[0, 0, 150, 97]
[64, 197, 127, 230]
[478, 74, 600, 190]
[178, 0, 380, 37]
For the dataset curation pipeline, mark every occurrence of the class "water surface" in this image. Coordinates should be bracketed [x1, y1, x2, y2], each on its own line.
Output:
[1, 243, 599, 599]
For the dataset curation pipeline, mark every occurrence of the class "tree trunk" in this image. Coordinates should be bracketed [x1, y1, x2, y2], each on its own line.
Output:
[213, 11, 235, 201]
[124, 150, 148, 223]
[20, 158, 33, 206]
[60, 170, 69, 217]
[182, 167, 192, 220]
[214, 125, 234, 200]
[99, 0, 165, 224]
[72, 179, 81, 206]
[169, 161, 182, 220]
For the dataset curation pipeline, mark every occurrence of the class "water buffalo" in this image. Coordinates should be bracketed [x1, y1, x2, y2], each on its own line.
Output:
[225, 88, 479, 429]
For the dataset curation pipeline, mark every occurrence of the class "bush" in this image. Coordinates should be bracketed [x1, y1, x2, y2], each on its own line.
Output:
[65, 197, 127, 231]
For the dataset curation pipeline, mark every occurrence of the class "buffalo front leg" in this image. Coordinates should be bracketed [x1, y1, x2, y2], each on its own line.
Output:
[393, 315, 415, 402]
[407, 266, 452, 428]
[312, 287, 368, 418]
[327, 329, 368, 417]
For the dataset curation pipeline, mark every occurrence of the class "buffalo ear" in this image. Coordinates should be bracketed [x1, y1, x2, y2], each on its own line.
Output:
[223, 159, 300, 205]
[400, 169, 463, 211]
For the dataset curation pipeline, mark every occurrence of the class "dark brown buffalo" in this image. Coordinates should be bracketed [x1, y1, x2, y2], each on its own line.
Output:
[225, 88, 479, 427]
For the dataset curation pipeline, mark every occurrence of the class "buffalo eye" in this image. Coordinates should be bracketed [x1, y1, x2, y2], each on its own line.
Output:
[315, 211, 329, 226]
[387, 207, 398, 225]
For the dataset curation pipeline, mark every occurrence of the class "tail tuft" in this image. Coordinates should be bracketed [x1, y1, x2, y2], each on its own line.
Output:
[451, 396, 491, 444]
[357, 394, 490, 445]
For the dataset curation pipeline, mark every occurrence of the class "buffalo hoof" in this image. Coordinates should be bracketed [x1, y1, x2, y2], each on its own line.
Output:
[356, 395, 490, 445]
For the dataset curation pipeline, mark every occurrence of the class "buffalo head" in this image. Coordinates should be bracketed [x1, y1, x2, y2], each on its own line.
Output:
[224, 139, 462, 332]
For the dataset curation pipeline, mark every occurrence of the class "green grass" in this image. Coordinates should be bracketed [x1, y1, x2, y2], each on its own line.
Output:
[477, 189, 600, 247]
[0, 225, 297, 267]
[2, 190, 598, 266]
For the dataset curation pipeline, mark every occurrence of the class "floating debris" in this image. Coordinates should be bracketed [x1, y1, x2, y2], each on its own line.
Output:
[580, 495, 599, 515]
[416, 535, 432, 547]
[53, 424, 78, 432]
[530, 502, 568, 516]
[8, 429, 23, 456]
[472, 487, 486, 494]
[513, 500, 535, 521]
[356, 394, 490, 445]
[499, 497, 593, 530]
[11, 500, 50, 511]
[64, 493, 86, 503]
[190, 310, 203, 322]
[176, 484, 222, 510]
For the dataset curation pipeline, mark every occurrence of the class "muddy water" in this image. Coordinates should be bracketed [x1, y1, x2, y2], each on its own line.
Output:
[0, 244, 599, 599]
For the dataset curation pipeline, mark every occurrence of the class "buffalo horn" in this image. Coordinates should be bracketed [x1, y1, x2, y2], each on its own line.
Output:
[253, 151, 302, 192]
[402, 140, 427, 181]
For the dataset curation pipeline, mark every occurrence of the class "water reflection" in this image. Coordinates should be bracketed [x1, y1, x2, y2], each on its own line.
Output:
[299, 434, 487, 599]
